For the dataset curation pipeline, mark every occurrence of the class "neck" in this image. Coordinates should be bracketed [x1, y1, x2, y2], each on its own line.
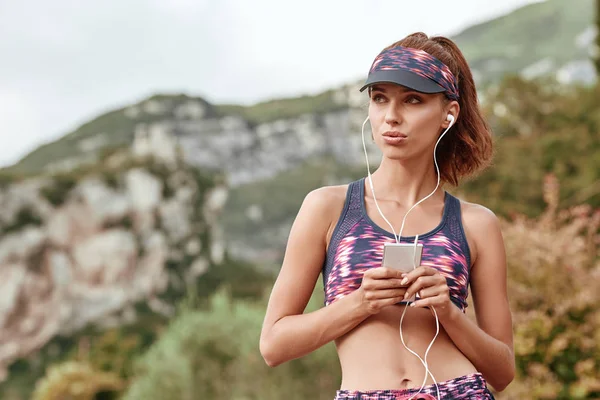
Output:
[369, 155, 444, 206]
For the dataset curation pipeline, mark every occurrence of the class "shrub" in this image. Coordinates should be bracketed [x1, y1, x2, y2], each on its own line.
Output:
[497, 174, 600, 399]
[31, 361, 123, 400]
[40, 173, 77, 206]
[1, 206, 43, 234]
[121, 287, 340, 400]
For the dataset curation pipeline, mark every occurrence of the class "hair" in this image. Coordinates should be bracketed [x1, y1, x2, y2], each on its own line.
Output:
[382, 32, 494, 186]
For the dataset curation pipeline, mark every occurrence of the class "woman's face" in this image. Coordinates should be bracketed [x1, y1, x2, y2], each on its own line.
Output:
[368, 83, 453, 162]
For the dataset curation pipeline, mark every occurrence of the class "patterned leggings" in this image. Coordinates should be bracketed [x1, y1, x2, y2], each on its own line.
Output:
[333, 373, 495, 400]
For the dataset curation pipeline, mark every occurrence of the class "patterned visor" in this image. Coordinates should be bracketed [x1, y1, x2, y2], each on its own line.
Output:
[360, 46, 459, 100]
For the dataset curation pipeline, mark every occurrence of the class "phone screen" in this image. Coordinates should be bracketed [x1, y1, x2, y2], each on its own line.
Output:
[382, 243, 423, 303]
[382, 243, 423, 273]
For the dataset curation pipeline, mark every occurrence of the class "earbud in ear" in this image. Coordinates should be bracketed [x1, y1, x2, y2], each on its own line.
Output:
[447, 114, 454, 124]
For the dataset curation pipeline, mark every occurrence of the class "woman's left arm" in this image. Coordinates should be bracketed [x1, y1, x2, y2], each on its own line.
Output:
[402, 203, 515, 391]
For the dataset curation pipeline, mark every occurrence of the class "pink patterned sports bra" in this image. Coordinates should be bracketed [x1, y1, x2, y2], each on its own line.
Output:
[322, 178, 472, 312]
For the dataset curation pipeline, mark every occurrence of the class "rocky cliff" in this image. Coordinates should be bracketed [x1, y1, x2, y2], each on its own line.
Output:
[0, 149, 227, 381]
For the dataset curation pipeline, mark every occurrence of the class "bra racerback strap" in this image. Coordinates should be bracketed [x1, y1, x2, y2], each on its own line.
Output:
[444, 193, 472, 270]
[322, 179, 366, 284]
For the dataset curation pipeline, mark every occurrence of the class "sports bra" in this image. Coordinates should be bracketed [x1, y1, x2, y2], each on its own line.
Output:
[322, 178, 472, 312]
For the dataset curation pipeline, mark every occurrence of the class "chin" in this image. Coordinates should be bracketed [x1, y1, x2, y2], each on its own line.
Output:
[380, 147, 412, 161]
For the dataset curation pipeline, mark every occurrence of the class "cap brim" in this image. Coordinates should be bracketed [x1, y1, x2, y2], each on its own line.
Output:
[359, 69, 446, 94]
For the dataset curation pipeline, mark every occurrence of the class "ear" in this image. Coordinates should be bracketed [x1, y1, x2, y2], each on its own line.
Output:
[442, 101, 460, 129]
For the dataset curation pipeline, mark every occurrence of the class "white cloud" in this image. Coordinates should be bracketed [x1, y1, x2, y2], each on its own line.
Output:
[0, 0, 544, 167]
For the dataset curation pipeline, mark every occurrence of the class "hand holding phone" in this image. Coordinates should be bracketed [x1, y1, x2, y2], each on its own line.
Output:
[382, 242, 423, 302]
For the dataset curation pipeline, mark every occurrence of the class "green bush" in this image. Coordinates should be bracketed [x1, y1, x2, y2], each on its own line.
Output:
[1, 207, 43, 234]
[463, 77, 600, 218]
[122, 287, 340, 400]
[31, 361, 123, 400]
[40, 173, 78, 206]
[496, 175, 600, 399]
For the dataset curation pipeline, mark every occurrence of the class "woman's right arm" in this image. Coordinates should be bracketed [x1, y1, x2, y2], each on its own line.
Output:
[259, 186, 407, 367]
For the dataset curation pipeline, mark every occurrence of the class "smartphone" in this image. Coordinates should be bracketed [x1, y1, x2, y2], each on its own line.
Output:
[382, 243, 423, 302]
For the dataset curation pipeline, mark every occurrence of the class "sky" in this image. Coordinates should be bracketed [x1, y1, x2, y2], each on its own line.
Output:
[0, 0, 544, 168]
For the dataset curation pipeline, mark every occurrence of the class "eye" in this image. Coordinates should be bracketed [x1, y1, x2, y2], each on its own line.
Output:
[371, 94, 386, 103]
[406, 95, 422, 104]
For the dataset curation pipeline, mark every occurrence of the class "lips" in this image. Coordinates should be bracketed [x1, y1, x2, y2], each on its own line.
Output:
[382, 131, 408, 138]
[382, 131, 408, 145]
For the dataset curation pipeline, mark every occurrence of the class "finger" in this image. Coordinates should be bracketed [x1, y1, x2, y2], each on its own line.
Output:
[415, 284, 448, 300]
[367, 267, 405, 280]
[399, 265, 437, 285]
[364, 288, 407, 301]
[365, 297, 405, 314]
[410, 294, 450, 309]
[371, 278, 407, 289]
[403, 276, 440, 300]
[362, 276, 405, 292]
[376, 296, 407, 309]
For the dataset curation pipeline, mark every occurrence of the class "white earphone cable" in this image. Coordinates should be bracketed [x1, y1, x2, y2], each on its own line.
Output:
[361, 114, 454, 400]
[361, 117, 401, 243]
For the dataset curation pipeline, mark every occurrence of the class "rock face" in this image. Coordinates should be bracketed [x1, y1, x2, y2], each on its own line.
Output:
[132, 85, 373, 188]
[0, 153, 226, 382]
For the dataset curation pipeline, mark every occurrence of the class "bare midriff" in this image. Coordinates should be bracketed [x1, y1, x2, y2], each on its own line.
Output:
[335, 304, 476, 390]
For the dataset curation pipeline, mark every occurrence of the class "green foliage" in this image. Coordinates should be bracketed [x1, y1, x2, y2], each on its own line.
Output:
[497, 175, 600, 399]
[1, 207, 43, 234]
[102, 215, 134, 231]
[40, 173, 78, 206]
[195, 254, 274, 301]
[454, 0, 594, 83]
[1, 255, 272, 398]
[223, 157, 364, 253]
[0, 169, 24, 189]
[0, 307, 170, 400]
[122, 286, 340, 400]
[216, 89, 349, 126]
[78, 330, 145, 379]
[31, 361, 123, 400]
[462, 76, 600, 217]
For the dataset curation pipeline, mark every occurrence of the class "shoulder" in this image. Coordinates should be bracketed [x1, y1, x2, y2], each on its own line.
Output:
[456, 198, 503, 264]
[299, 183, 353, 245]
[459, 200, 501, 231]
[303, 183, 349, 210]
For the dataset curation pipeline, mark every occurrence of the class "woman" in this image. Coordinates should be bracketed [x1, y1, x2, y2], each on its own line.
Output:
[259, 32, 514, 400]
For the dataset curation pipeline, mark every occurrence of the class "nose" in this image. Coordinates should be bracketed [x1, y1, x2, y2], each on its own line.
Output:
[384, 103, 402, 126]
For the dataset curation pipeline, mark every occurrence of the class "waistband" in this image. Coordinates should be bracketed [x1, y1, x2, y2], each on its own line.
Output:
[334, 373, 493, 400]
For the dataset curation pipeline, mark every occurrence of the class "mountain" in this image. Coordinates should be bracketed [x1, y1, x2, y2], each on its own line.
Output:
[453, 0, 596, 84]
[4, 0, 596, 176]
[1, 0, 597, 266]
